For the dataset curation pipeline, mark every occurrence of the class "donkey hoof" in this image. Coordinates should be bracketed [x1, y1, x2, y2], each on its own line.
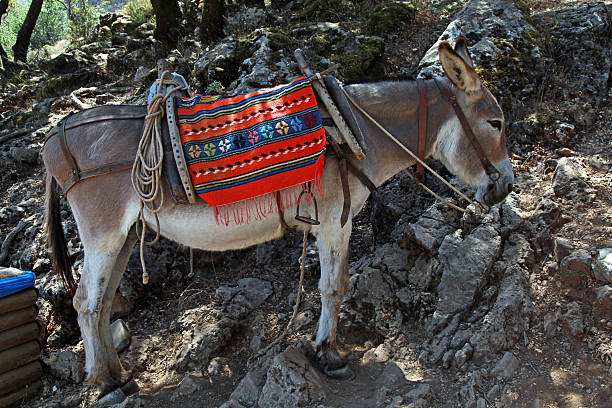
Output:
[120, 379, 140, 397]
[324, 364, 355, 381]
[97, 388, 126, 406]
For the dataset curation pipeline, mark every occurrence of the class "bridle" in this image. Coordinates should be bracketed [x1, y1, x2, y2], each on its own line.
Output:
[415, 78, 500, 183]
[342, 76, 506, 213]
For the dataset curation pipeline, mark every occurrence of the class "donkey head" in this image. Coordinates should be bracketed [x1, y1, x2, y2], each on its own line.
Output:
[434, 37, 514, 208]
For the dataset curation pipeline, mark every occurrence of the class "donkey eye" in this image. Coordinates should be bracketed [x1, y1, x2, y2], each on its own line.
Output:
[488, 120, 502, 131]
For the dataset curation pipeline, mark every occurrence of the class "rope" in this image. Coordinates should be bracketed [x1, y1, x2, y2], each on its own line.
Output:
[131, 71, 187, 284]
[403, 170, 471, 214]
[248, 229, 308, 366]
[341, 87, 483, 214]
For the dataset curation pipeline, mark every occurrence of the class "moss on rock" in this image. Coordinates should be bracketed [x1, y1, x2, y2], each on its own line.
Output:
[475, 37, 537, 94]
[367, 1, 416, 36]
[37, 76, 72, 98]
[295, 0, 347, 22]
[332, 36, 385, 83]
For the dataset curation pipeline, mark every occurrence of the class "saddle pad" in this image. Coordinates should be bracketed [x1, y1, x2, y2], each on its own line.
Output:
[176, 77, 326, 212]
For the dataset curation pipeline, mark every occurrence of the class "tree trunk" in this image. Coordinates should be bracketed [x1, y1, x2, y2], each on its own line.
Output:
[200, 0, 225, 44]
[12, 0, 44, 62]
[150, 0, 183, 49]
[0, 0, 9, 66]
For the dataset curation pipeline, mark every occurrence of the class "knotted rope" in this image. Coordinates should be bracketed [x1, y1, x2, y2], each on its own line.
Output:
[131, 71, 187, 284]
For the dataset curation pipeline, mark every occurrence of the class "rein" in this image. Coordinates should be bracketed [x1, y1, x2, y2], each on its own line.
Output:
[340, 82, 483, 214]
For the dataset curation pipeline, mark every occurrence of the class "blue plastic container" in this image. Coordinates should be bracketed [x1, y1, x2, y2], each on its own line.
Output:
[0, 270, 35, 299]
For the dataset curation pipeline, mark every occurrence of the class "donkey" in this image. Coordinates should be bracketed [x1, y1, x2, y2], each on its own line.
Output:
[43, 38, 514, 396]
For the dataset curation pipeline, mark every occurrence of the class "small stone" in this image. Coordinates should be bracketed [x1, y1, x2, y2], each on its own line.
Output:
[111, 319, 131, 353]
[553, 238, 573, 262]
[386, 395, 404, 408]
[593, 248, 612, 284]
[491, 352, 519, 379]
[563, 302, 583, 337]
[97, 388, 126, 407]
[486, 384, 501, 401]
[9, 147, 39, 164]
[476, 397, 486, 408]
[559, 250, 591, 287]
[455, 342, 473, 368]
[42, 350, 85, 383]
[442, 349, 455, 368]
[553, 157, 587, 198]
[593, 285, 612, 318]
[404, 383, 431, 401]
[134, 67, 151, 83]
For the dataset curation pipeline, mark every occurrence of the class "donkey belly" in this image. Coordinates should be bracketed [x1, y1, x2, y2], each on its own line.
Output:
[154, 202, 285, 251]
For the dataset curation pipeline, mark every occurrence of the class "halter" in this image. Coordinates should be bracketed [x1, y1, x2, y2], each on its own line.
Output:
[418, 78, 501, 183]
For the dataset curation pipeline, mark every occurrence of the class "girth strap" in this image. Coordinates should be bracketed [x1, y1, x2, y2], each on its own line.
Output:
[434, 78, 500, 181]
[328, 141, 351, 228]
[416, 79, 427, 180]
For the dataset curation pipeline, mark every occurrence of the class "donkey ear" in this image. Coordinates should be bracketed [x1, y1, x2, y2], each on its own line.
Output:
[454, 36, 474, 67]
[438, 41, 480, 93]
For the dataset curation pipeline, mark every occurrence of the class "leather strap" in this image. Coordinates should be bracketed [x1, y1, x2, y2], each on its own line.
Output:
[63, 161, 134, 194]
[434, 78, 500, 181]
[58, 118, 81, 193]
[346, 160, 376, 193]
[329, 141, 351, 227]
[44, 113, 147, 146]
[275, 191, 289, 229]
[416, 79, 427, 180]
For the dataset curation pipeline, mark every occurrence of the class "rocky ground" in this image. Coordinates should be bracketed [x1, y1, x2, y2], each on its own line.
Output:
[0, 0, 611, 407]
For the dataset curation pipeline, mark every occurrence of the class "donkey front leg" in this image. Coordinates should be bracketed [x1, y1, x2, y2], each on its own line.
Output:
[313, 221, 354, 379]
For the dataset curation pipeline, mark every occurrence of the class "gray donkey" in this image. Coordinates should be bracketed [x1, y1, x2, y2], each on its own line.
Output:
[43, 38, 514, 397]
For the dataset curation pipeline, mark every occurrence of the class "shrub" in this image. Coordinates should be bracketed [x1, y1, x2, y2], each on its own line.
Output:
[69, 1, 101, 44]
[121, 0, 154, 25]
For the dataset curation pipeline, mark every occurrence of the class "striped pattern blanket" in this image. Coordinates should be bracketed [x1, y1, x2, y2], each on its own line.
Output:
[176, 77, 326, 224]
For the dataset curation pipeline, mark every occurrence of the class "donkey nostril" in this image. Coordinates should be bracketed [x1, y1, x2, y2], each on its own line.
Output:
[506, 183, 513, 194]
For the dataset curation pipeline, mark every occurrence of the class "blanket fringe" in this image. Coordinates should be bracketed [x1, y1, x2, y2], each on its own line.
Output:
[214, 177, 324, 226]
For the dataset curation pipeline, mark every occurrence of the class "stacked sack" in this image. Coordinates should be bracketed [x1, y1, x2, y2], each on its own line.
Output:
[0, 268, 42, 408]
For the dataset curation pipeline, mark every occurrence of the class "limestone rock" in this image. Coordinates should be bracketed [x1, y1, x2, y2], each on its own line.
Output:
[257, 347, 326, 408]
[553, 237, 573, 262]
[553, 157, 588, 198]
[176, 318, 237, 371]
[558, 249, 591, 287]
[593, 285, 612, 318]
[454, 342, 473, 368]
[432, 225, 501, 329]
[42, 350, 85, 383]
[563, 301, 583, 337]
[470, 266, 534, 361]
[404, 383, 431, 402]
[216, 278, 273, 319]
[491, 352, 519, 379]
[594, 248, 612, 284]
[419, 0, 535, 78]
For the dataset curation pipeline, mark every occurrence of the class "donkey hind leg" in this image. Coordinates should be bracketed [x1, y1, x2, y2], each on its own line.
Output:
[73, 231, 130, 396]
[313, 221, 354, 380]
[98, 227, 138, 393]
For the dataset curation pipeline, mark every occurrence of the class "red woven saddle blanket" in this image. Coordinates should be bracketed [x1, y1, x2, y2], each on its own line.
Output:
[176, 77, 326, 221]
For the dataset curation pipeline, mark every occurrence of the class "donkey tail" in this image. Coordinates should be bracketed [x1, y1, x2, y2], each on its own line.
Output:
[45, 174, 77, 295]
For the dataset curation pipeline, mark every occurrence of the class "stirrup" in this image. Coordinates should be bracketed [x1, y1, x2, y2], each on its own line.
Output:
[295, 189, 320, 225]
